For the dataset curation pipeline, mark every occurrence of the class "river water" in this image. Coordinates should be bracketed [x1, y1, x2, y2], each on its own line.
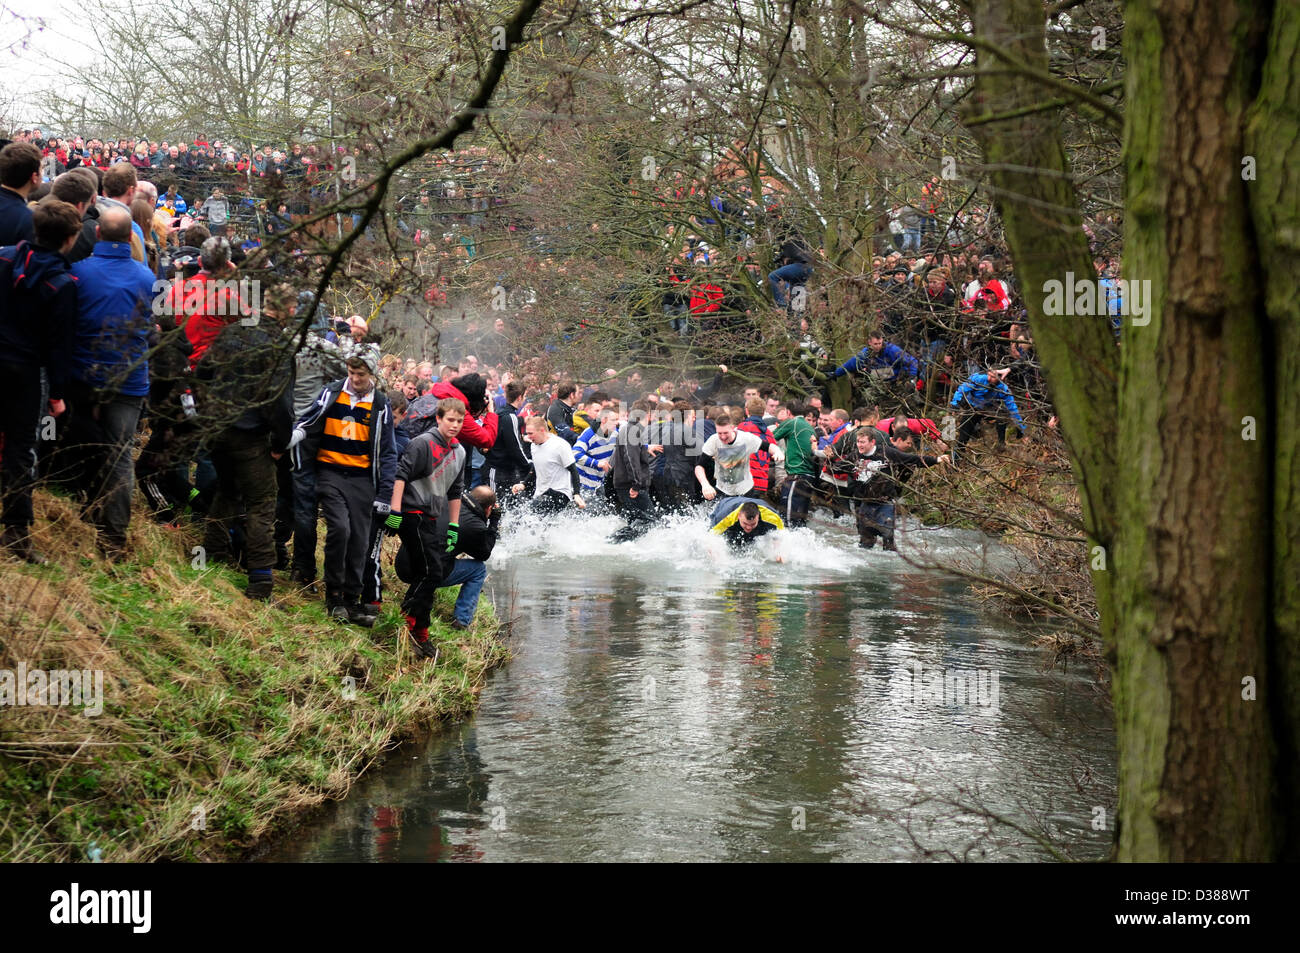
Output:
[268, 507, 1115, 862]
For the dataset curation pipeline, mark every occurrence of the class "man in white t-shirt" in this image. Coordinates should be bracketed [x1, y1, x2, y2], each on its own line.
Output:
[695, 413, 783, 517]
[512, 415, 587, 515]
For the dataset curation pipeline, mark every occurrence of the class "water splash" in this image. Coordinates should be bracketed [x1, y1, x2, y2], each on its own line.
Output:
[491, 502, 1023, 580]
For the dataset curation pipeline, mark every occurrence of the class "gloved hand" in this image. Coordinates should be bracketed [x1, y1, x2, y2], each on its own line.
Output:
[384, 512, 403, 535]
[445, 522, 459, 553]
[373, 501, 391, 515]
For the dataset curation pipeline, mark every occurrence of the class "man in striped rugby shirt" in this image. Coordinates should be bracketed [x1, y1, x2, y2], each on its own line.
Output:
[289, 354, 398, 623]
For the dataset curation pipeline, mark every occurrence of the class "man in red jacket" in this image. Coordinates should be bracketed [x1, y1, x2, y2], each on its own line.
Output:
[166, 237, 249, 368]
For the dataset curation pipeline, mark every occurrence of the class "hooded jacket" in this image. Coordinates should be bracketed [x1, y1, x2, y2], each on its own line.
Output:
[429, 380, 498, 451]
[395, 422, 465, 518]
[0, 240, 78, 399]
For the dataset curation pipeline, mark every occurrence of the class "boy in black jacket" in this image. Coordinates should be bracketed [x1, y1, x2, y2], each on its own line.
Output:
[288, 355, 397, 622]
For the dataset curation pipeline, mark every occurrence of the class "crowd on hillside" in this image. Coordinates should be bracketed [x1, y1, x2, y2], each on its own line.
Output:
[7, 127, 509, 266]
[1, 131, 1115, 660]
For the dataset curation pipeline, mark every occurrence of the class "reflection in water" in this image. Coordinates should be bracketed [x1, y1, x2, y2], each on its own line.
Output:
[268, 510, 1115, 862]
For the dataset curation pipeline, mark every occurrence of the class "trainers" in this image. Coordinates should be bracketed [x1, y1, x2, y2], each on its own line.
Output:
[329, 604, 351, 622]
[289, 569, 318, 594]
[449, 619, 471, 631]
[1, 525, 46, 565]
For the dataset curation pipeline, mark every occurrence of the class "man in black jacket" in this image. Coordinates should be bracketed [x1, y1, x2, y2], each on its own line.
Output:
[195, 299, 295, 599]
[610, 406, 662, 542]
[545, 380, 580, 444]
[482, 380, 529, 499]
[648, 398, 699, 512]
[0, 200, 81, 563]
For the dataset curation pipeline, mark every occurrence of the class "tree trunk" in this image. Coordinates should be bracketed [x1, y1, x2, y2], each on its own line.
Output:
[965, 0, 1294, 860]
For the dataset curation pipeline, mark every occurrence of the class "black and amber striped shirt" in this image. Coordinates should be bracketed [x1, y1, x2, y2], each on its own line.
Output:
[316, 388, 375, 472]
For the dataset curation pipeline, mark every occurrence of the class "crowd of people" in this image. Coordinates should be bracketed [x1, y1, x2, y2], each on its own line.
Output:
[0, 129, 1064, 662]
[5, 128, 509, 276]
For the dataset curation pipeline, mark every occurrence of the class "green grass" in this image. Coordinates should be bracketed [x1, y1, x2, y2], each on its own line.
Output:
[0, 491, 509, 862]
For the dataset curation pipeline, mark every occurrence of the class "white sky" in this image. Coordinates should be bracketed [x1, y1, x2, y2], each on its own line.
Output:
[1, 0, 103, 128]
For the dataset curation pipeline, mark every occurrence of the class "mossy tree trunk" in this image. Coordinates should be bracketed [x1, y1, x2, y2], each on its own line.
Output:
[963, 0, 1296, 860]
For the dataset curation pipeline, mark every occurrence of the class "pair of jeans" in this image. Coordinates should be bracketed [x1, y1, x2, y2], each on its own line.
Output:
[0, 362, 45, 529]
[768, 262, 812, 308]
[63, 383, 144, 543]
[441, 559, 487, 625]
[902, 227, 921, 252]
[856, 501, 895, 547]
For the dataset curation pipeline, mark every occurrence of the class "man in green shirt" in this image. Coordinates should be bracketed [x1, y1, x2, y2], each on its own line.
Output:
[772, 400, 819, 527]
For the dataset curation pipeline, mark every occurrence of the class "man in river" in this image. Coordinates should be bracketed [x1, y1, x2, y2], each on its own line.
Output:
[709, 497, 786, 557]
[512, 415, 586, 514]
[397, 484, 501, 634]
[845, 426, 949, 550]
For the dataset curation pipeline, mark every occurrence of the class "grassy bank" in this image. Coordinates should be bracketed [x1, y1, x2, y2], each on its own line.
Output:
[0, 492, 509, 862]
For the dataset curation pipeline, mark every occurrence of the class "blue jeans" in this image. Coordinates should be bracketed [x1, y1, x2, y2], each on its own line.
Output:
[902, 227, 921, 252]
[768, 262, 812, 308]
[440, 559, 487, 625]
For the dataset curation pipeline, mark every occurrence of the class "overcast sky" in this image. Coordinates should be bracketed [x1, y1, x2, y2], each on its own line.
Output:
[1, 0, 100, 127]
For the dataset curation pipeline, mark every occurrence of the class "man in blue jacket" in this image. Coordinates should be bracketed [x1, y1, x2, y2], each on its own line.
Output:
[65, 206, 158, 558]
[0, 200, 81, 563]
[949, 367, 1027, 465]
[828, 331, 920, 385]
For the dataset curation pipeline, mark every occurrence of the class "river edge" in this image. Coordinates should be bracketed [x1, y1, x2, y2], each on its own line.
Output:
[0, 492, 510, 863]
